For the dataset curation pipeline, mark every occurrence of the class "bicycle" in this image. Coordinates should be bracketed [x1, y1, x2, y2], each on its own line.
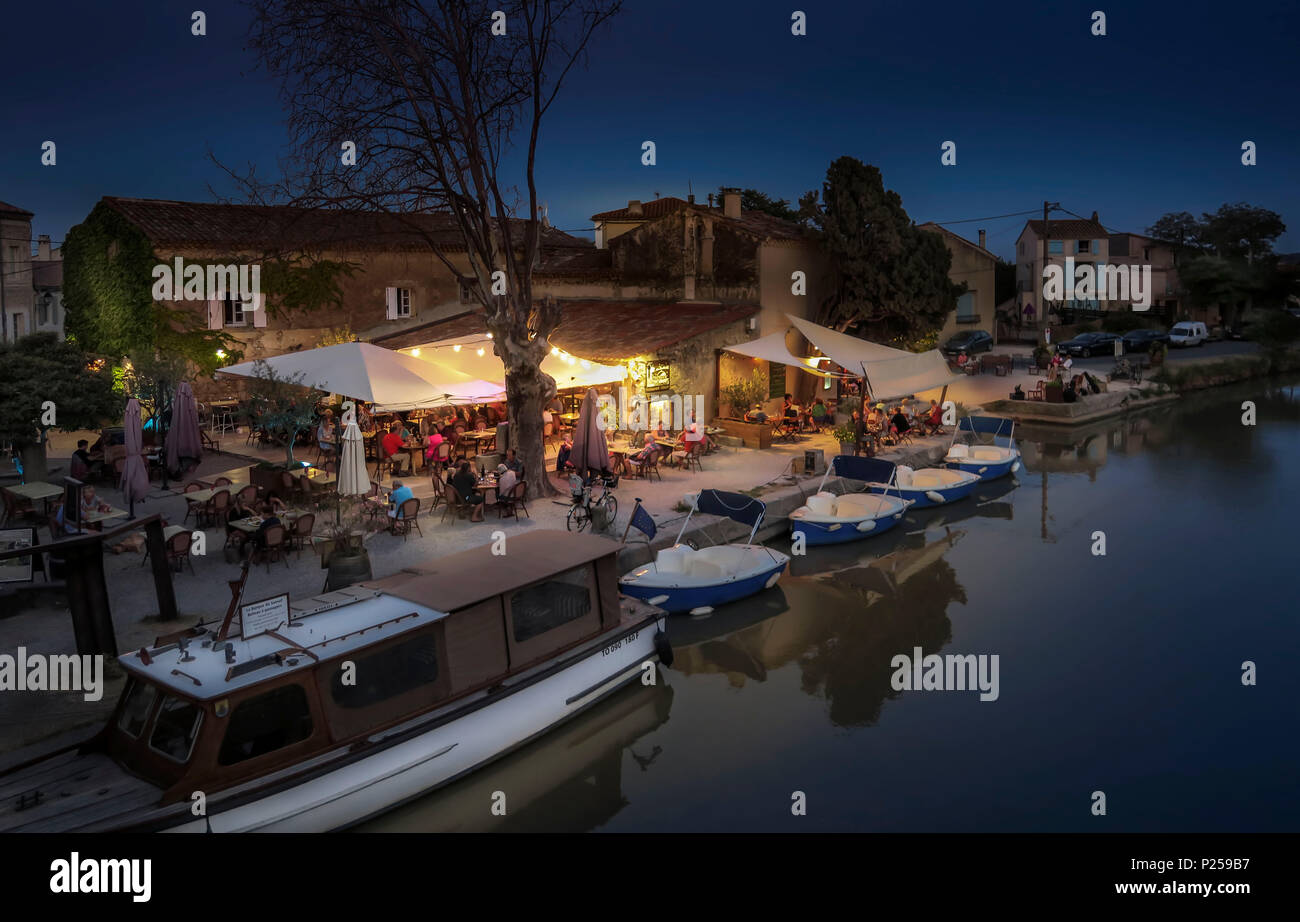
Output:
[566, 473, 619, 532]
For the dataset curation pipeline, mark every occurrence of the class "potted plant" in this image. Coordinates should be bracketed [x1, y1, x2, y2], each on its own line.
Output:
[720, 370, 768, 418]
[238, 361, 322, 468]
[319, 500, 373, 589]
[1043, 379, 1065, 403]
[832, 423, 858, 455]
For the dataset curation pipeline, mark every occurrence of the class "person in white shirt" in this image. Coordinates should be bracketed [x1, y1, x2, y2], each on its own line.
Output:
[495, 463, 518, 502]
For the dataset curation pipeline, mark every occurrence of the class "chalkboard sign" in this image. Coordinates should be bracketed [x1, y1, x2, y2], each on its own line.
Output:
[0, 528, 36, 583]
[768, 362, 786, 399]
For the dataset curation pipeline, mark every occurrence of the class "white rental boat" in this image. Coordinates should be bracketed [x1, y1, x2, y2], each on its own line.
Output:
[0, 531, 669, 832]
[619, 489, 788, 614]
[943, 415, 1021, 480]
[790, 456, 912, 546]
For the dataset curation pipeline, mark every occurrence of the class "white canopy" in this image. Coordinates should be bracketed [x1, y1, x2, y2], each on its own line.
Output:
[216, 341, 483, 412]
[722, 332, 844, 378]
[785, 315, 960, 399]
[402, 335, 627, 392]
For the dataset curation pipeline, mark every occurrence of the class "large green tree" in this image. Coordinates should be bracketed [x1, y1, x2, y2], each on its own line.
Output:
[802, 157, 963, 344]
[1148, 203, 1294, 329]
[714, 187, 801, 222]
[0, 333, 122, 482]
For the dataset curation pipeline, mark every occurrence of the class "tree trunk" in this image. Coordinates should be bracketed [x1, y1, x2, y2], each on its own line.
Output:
[17, 439, 49, 484]
[505, 362, 558, 498]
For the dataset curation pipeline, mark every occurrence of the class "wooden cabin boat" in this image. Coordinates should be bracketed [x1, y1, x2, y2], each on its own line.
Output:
[0, 531, 670, 833]
[789, 456, 912, 546]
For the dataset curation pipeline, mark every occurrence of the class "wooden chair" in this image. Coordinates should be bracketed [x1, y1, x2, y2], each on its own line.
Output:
[199, 489, 231, 528]
[496, 481, 529, 520]
[181, 481, 204, 523]
[236, 484, 259, 508]
[213, 476, 233, 488]
[166, 530, 194, 574]
[1, 489, 40, 528]
[291, 513, 315, 555]
[276, 471, 297, 506]
[682, 440, 704, 473]
[251, 523, 289, 571]
[1028, 380, 1046, 401]
[388, 497, 423, 540]
[441, 483, 470, 523]
[644, 450, 663, 483]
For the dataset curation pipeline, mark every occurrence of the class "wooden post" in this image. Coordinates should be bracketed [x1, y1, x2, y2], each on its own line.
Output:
[145, 518, 178, 621]
[63, 541, 117, 658]
[62, 544, 101, 657]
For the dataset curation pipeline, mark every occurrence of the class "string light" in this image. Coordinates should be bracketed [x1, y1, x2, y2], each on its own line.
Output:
[453, 344, 462, 352]
[410, 348, 421, 357]
[477, 348, 486, 357]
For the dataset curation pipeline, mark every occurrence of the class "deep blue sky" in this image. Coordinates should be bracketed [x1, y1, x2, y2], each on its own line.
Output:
[3, 0, 1297, 261]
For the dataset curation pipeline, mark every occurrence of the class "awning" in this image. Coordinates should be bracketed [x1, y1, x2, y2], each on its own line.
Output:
[721, 332, 844, 378]
[785, 315, 960, 399]
[406, 334, 626, 391]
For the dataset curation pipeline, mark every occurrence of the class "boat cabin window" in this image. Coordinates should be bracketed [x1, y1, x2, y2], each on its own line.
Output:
[510, 565, 593, 642]
[318, 629, 447, 740]
[117, 679, 157, 738]
[218, 684, 314, 766]
[148, 695, 204, 764]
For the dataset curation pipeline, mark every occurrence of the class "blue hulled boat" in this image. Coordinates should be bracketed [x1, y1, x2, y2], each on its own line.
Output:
[943, 415, 1021, 480]
[865, 458, 981, 509]
[619, 489, 788, 614]
[789, 455, 912, 546]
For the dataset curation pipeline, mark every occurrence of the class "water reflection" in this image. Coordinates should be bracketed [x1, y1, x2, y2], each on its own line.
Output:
[358, 681, 674, 832]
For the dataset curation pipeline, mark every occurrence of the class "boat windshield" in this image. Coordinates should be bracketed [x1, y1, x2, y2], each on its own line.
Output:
[148, 694, 204, 764]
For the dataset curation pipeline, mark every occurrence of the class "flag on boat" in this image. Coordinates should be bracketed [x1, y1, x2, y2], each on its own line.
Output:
[629, 501, 657, 540]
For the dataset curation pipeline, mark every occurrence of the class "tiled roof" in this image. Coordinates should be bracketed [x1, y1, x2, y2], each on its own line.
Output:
[591, 197, 690, 221]
[372, 300, 759, 363]
[1023, 218, 1108, 239]
[916, 222, 999, 262]
[536, 246, 614, 273]
[100, 197, 592, 253]
[0, 200, 34, 218]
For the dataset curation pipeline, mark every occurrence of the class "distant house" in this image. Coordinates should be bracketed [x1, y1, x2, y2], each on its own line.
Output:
[917, 223, 999, 344]
[1015, 213, 1111, 319]
[0, 201, 63, 341]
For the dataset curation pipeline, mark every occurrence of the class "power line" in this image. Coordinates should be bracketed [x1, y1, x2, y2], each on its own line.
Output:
[930, 208, 1042, 227]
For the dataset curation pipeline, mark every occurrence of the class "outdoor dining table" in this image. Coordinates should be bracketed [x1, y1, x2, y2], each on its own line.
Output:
[184, 485, 233, 505]
[4, 481, 64, 510]
[227, 509, 306, 535]
[82, 506, 128, 525]
[475, 476, 499, 504]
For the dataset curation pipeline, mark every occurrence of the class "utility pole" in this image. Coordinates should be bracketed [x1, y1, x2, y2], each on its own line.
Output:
[1041, 201, 1060, 336]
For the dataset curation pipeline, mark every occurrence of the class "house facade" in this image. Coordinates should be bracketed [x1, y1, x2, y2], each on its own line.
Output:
[1107, 232, 1180, 319]
[0, 201, 63, 342]
[917, 223, 999, 344]
[1015, 213, 1112, 320]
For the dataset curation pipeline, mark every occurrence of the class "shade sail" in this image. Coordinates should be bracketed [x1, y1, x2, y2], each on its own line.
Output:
[785, 315, 959, 399]
[216, 342, 476, 411]
[402, 335, 627, 391]
[721, 332, 843, 378]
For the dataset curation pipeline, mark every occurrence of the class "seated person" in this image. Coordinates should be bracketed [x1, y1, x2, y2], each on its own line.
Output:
[450, 462, 486, 522]
[810, 398, 828, 427]
[381, 424, 413, 474]
[671, 424, 706, 465]
[252, 503, 282, 550]
[387, 479, 415, 519]
[70, 439, 97, 480]
[890, 408, 911, 435]
[555, 439, 573, 473]
[425, 429, 445, 464]
[398, 418, 414, 440]
[744, 404, 768, 424]
[654, 421, 668, 439]
[503, 448, 524, 476]
[926, 400, 944, 430]
[55, 493, 106, 534]
[782, 393, 799, 422]
[495, 463, 518, 502]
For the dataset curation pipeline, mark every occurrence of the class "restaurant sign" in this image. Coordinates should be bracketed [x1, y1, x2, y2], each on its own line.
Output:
[645, 361, 672, 393]
[240, 593, 291, 639]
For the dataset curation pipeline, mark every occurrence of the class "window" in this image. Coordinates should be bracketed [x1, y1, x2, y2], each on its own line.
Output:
[7, 246, 18, 269]
[218, 684, 314, 765]
[458, 278, 476, 303]
[396, 288, 411, 317]
[224, 293, 246, 326]
[1143, 247, 1151, 261]
[956, 292, 976, 321]
[1076, 240, 1091, 254]
[511, 566, 593, 643]
[149, 695, 203, 763]
[328, 632, 440, 710]
[117, 679, 157, 738]
[1048, 240, 1063, 254]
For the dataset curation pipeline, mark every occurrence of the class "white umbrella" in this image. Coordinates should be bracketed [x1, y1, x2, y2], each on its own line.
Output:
[337, 411, 370, 497]
[120, 399, 152, 509]
[217, 341, 473, 409]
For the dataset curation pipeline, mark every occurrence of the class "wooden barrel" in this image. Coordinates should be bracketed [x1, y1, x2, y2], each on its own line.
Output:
[325, 550, 372, 591]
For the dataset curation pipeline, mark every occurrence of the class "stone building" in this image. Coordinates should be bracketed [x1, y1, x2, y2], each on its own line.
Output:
[0, 201, 63, 341]
[916, 223, 1000, 344]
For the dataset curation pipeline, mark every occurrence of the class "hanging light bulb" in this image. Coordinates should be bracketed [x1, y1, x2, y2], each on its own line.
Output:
[551, 346, 560, 356]
[410, 348, 421, 357]
[477, 348, 486, 357]
[453, 344, 462, 352]
[486, 333, 493, 339]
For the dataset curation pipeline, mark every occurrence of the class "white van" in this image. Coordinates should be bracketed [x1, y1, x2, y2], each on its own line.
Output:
[1168, 321, 1208, 347]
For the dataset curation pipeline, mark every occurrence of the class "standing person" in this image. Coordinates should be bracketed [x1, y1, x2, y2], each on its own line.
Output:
[852, 410, 868, 457]
[450, 461, 485, 522]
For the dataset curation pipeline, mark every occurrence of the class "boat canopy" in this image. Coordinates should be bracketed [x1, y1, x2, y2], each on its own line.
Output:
[957, 415, 1016, 444]
[693, 489, 766, 527]
[831, 455, 897, 484]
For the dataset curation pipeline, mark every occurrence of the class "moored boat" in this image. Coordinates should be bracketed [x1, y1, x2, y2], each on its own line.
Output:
[789, 455, 912, 546]
[619, 489, 788, 614]
[865, 459, 981, 509]
[0, 531, 669, 833]
[943, 415, 1021, 480]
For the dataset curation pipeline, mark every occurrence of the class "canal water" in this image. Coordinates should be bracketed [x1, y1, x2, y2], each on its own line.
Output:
[362, 380, 1300, 832]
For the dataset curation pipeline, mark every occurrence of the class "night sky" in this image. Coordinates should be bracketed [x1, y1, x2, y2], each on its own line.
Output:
[3, 0, 1297, 260]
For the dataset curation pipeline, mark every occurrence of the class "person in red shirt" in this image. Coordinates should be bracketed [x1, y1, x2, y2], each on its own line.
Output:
[382, 425, 413, 475]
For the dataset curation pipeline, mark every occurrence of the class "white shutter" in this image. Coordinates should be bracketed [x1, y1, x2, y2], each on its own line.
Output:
[207, 295, 223, 330]
[385, 287, 398, 320]
[252, 292, 267, 327]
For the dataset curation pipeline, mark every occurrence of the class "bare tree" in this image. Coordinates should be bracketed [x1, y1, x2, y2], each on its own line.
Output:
[243, 0, 620, 495]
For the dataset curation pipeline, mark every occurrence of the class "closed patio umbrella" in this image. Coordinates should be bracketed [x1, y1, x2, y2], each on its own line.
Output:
[166, 382, 203, 475]
[337, 409, 370, 497]
[569, 387, 609, 477]
[120, 399, 152, 512]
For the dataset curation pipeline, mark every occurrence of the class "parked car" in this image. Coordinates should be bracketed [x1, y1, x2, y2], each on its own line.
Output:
[941, 330, 994, 356]
[1057, 331, 1121, 357]
[1120, 329, 1171, 353]
[1168, 321, 1208, 346]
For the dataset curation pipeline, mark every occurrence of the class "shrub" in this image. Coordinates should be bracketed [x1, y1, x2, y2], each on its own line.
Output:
[832, 424, 857, 444]
[1101, 311, 1149, 334]
[721, 370, 768, 416]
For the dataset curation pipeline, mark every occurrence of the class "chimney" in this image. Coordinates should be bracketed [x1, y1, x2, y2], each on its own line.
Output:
[721, 187, 741, 219]
[37, 234, 51, 260]
[687, 193, 695, 205]
[978, 229, 986, 249]
[627, 199, 643, 217]
[700, 218, 715, 278]
[1091, 211, 1099, 223]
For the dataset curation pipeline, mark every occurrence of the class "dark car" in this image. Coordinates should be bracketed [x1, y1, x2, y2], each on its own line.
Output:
[1120, 329, 1170, 353]
[1057, 331, 1121, 357]
[941, 330, 993, 356]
